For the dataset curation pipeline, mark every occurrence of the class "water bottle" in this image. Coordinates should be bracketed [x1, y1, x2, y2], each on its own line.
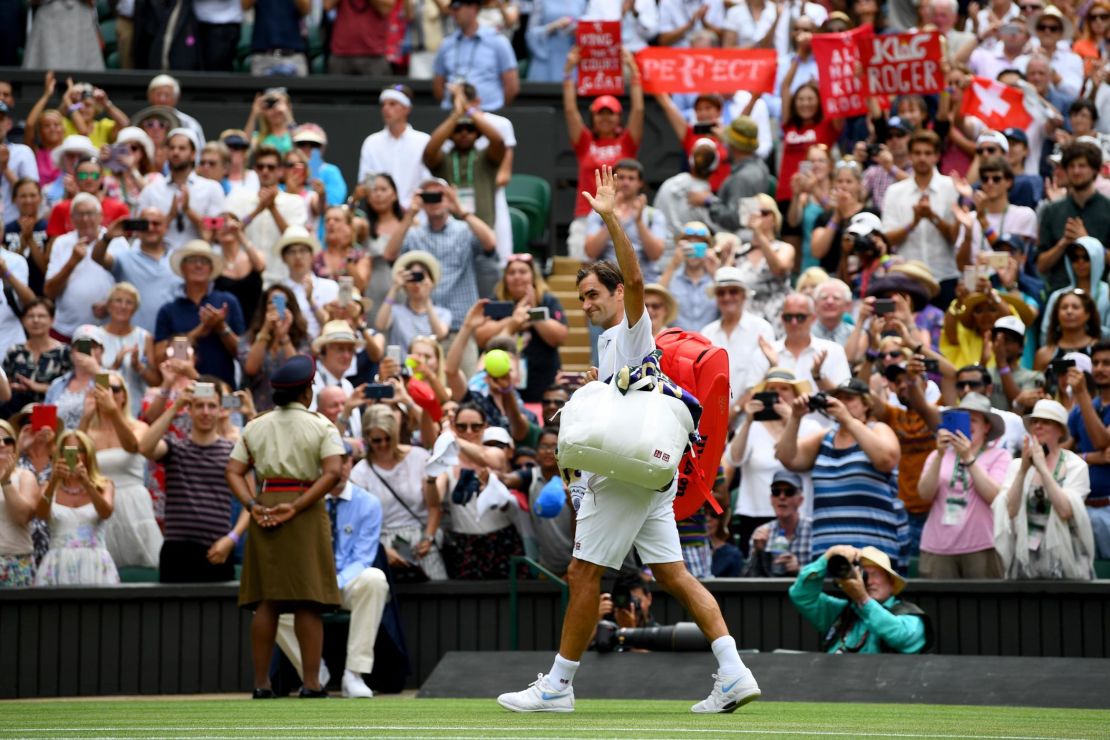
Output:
[768, 528, 790, 576]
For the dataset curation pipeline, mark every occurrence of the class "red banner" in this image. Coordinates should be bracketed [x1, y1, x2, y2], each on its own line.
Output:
[577, 21, 624, 97]
[858, 31, 943, 97]
[811, 26, 870, 119]
[634, 48, 777, 94]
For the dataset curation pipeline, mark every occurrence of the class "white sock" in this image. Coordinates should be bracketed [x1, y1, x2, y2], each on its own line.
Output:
[547, 654, 579, 690]
[711, 636, 747, 677]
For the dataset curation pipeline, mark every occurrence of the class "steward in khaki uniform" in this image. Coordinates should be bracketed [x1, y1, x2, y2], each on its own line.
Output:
[226, 354, 346, 699]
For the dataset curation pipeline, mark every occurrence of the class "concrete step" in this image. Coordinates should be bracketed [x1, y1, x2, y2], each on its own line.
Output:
[564, 308, 587, 329]
[551, 256, 584, 276]
[548, 274, 578, 292]
[559, 346, 593, 366]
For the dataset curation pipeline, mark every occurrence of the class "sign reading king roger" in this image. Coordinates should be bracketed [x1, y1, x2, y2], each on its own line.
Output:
[577, 21, 624, 97]
[859, 31, 943, 97]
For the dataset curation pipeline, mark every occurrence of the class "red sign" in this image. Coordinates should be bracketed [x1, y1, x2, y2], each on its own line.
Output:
[859, 31, 943, 96]
[634, 48, 777, 95]
[811, 25, 870, 119]
[577, 21, 623, 97]
[959, 77, 1033, 130]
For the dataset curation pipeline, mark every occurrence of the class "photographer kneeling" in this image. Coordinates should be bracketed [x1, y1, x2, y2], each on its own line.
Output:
[788, 545, 932, 654]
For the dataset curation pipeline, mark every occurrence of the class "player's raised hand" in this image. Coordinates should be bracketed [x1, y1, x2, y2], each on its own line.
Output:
[583, 166, 617, 218]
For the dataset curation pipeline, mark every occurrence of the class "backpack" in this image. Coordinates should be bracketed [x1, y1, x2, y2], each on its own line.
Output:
[655, 328, 729, 521]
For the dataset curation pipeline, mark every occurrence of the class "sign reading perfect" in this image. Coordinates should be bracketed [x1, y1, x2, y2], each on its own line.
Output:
[577, 21, 624, 97]
[635, 48, 777, 94]
[859, 31, 943, 96]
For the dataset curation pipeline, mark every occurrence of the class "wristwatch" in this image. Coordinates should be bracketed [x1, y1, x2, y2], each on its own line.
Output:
[245, 499, 256, 512]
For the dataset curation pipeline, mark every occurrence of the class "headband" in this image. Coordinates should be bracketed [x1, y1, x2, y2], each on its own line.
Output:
[379, 88, 412, 108]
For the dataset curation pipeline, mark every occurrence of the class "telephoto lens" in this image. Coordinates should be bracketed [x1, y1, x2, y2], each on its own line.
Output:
[826, 554, 855, 580]
[594, 621, 710, 653]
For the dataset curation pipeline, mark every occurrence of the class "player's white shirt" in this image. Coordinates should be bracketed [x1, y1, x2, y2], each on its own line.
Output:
[597, 307, 654, 381]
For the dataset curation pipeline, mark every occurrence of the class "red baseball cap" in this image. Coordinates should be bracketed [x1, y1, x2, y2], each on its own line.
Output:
[590, 95, 622, 114]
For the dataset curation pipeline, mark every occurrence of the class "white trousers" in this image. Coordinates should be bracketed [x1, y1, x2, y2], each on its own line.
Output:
[275, 567, 390, 676]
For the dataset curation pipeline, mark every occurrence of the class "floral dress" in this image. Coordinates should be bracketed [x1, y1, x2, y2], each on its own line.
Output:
[33, 500, 120, 586]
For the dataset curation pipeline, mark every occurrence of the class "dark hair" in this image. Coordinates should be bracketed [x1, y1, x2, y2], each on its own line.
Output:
[576, 260, 624, 290]
[363, 173, 404, 238]
[614, 158, 644, 179]
[1068, 98, 1099, 123]
[1092, 340, 1110, 358]
[1061, 140, 1103, 170]
[195, 374, 224, 401]
[12, 177, 41, 198]
[787, 81, 824, 128]
[909, 129, 941, 154]
[461, 82, 478, 102]
[252, 145, 282, 168]
[75, 156, 101, 171]
[539, 425, 559, 440]
[382, 83, 414, 101]
[455, 402, 488, 424]
[543, 384, 569, 397]
[273, 383, 311, 407]
[1046, 289, 1101, 344]
[22, 297, 56, 318]
[978, 155, 1013, 180]
[957, 364, 992, 387]
[248, 284, 308, 349]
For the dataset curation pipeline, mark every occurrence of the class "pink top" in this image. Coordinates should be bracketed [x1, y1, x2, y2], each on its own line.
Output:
[920, 445, 1013, 556]
[36, 148, 60, 186]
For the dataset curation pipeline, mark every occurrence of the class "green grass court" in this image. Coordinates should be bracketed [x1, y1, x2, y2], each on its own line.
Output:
[2, 698, 1109, 739]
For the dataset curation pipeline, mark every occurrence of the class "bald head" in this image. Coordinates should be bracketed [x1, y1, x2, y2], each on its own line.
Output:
[317, 386, 347, 423]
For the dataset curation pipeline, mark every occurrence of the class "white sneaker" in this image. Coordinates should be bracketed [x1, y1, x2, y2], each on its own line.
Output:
[497, 673, 575, 713]
[691, 671, 761, 714]
[341, 669, 374, 698]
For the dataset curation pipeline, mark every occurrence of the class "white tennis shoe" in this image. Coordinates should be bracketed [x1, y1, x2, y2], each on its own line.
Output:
[497, 673, 575, 713]
[691, 671, 761, 713]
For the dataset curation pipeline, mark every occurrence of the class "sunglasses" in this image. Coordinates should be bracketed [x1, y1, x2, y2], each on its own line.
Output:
[368, 436, 391, 445]
[716, 286, 743, 296]
[981, 174, 1007, 184]
[645, 301, 666, 311]
[541, 398, 566, 407]
[455, 422, 485, 432]
[127, 144, 144, 153]
[76, 171, 101, 180]
[771, 487, 798, 497]
[782, 313, 811, 323]
[285, 161, 307, 169]
[454, 125, 479, 135]
[882, 350, 904, 360]
[255, 163, 280, 171]
[1036, 24, 1062, 32]
[956, 380, 984, 389]
[1067, 250, 1091, 262]
[1091, 12, 1110, 19]
[296, 141, 323, 149]
[141, 119, 168, 129]
[889, 130, 909, 138]
[976, 147, 1001, 156]
[109, 385, 125, 392]
[507, 253, 533, 263]
[0, 437, 15, 447]
[199, 159, 221, 167]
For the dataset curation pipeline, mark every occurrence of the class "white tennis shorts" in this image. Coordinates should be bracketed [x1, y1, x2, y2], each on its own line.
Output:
[572, 474, 683, 570]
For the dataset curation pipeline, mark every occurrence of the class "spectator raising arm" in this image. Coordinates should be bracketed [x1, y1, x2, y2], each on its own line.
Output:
[139, 386, 193, 460]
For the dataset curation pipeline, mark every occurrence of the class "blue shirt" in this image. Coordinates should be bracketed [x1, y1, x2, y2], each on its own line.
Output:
[108, 244, 183, 333]
[329, 482, 383, 590]
[433, 27, 517, 111]
[250, 0, 306, 53]
[1068, 399, 1110, 502]
[668, 266, 717, 332]
[154, 286, 246, 386]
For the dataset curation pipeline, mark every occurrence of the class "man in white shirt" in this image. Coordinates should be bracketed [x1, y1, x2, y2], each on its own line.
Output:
[497, 166, 760, 715]
[310, 319, 362, 437]
[44, 193, 124, 339]
[0, 246, 33, 351]
[700, 266, 775, 401]
[583, 0, 659, 52]
[227, 147, 307, 287]
[881, 129, 960, 309]
[138, 129, 225, 252]
[276, 226, 338, 338]
[0, 101, 37, 223]
[357, 85, 432, 208]
[771, 292, 851, 393]
[657, 0, 728, 47]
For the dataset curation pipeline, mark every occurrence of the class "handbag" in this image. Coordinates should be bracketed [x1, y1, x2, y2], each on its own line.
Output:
[367, 464, 436, 582]
[557, 354, 696, 491]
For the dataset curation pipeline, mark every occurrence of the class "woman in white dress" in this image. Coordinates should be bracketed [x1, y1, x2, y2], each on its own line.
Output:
[81, 371, 161, 569]
[99, 283, 160, 417]
[33, 430, 118, 586]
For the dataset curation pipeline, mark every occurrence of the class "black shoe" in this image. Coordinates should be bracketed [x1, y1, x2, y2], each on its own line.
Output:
[252, 688, 277, 699]
[299, 687, 329, 698]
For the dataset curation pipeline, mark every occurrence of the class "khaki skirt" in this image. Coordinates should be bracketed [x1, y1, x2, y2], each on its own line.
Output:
[238, 489, 341, 611]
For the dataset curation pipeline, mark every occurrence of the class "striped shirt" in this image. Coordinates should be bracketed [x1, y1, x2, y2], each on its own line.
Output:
[810, 428, 909, 573]
[162, 436, 235, 547]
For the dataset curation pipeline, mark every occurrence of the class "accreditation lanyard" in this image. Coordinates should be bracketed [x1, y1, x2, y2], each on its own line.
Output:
[1026, 452, 1065, 550]
[943, 448, 982, 526]
[453, 35, 481, 80]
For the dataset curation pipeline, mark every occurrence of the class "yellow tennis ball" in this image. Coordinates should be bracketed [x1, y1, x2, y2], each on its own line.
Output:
[484, 349, 512, 379]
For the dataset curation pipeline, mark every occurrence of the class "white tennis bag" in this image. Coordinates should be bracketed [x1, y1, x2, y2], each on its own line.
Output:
[557, 371, 695, 491]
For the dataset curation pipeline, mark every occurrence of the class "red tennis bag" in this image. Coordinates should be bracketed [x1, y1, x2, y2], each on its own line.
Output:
[655, 328, 728, 520]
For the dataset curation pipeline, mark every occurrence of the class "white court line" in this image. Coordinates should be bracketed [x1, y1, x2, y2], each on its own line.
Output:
[0, 727, 1090, 740]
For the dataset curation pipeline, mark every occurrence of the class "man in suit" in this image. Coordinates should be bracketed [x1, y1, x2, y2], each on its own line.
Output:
[274, 445, 390, 698]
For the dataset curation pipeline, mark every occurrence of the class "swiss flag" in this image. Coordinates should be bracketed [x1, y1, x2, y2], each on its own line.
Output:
[959, 77, 1033, 130]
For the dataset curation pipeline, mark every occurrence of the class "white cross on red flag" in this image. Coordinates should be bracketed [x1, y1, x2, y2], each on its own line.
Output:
[959, 77, 1033, 131]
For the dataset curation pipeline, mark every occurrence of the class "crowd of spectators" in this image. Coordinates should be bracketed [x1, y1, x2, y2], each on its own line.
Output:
[3, 0, 1110, 604]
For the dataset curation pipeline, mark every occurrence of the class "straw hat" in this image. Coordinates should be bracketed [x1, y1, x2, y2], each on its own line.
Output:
[275, 226, 322, 257]
[1028, 5, 1074, 39]
[170, 240, 225, 278]
[311, 319, 360, 354]
[644, 283, 678, 327]
[888, 260, 941, 299]
[751, 366, 813, 395]
[1023, 399, 1069, 433]
[858, 546, 907, 595]
[960, 291, 1036, 329]
[392, 250, 442, 284]
[130, 105, 181, 132]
